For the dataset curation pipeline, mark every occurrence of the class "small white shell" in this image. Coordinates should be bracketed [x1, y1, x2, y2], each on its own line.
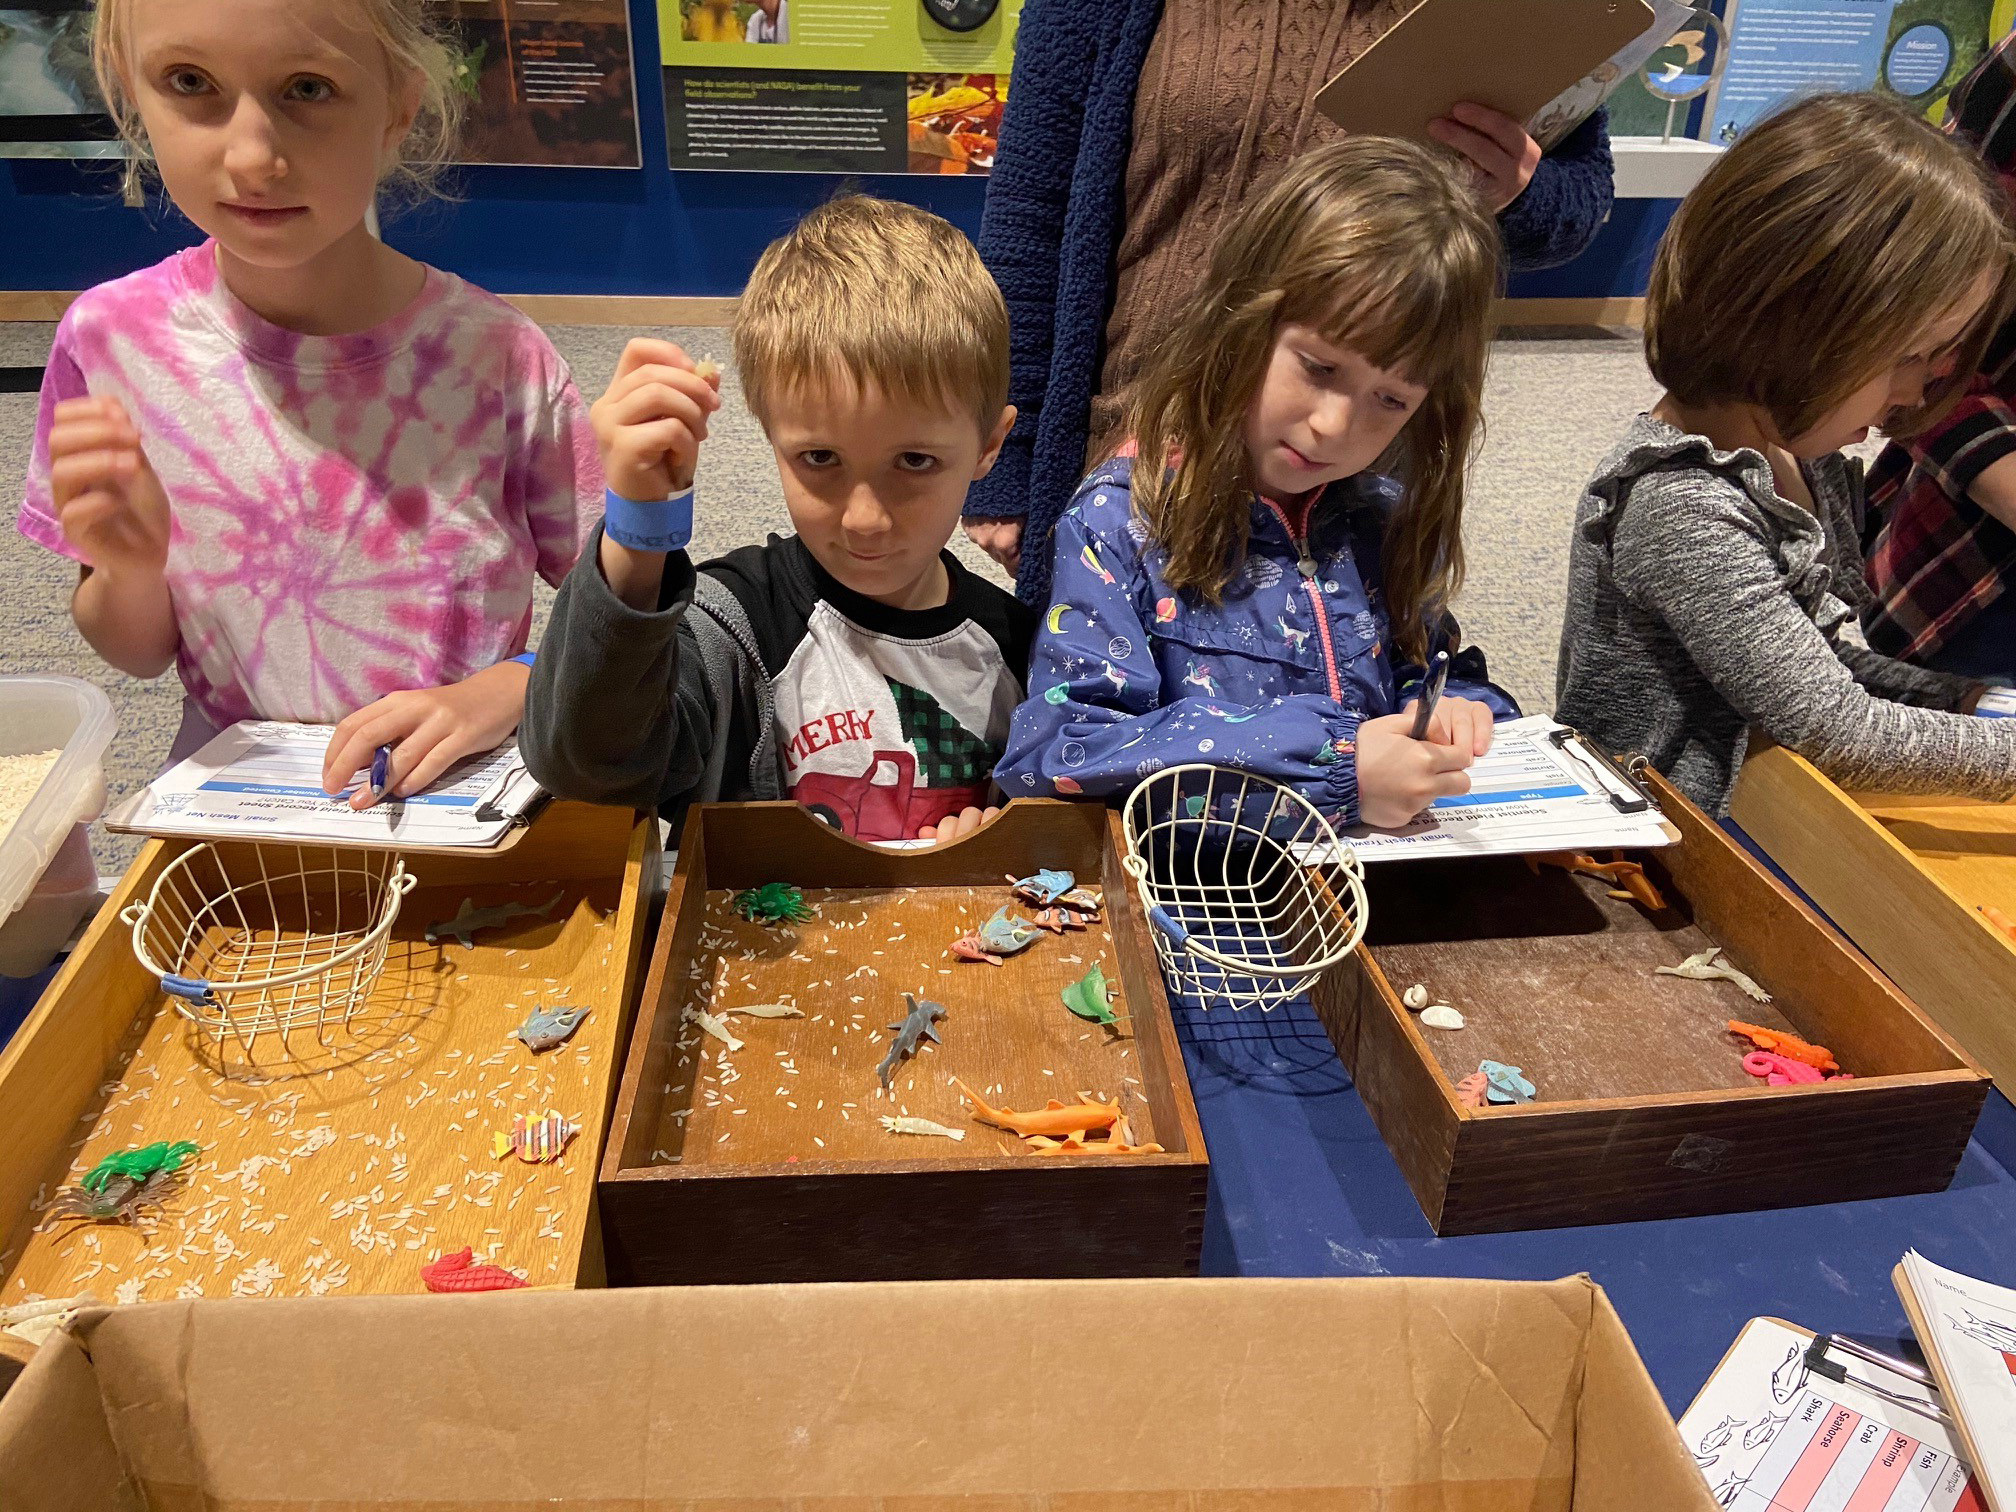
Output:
[1420, 1005, 1466, 1031]
[1402, 985, 1430, 1010]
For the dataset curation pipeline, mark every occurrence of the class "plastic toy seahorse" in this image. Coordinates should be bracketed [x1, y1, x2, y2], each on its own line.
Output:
[1081, 542, 1116, 586]
[1181, 661, 1217, 696]
[1277, 616, 1310, 652]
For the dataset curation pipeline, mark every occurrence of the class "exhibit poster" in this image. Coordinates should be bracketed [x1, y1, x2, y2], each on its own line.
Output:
[0, 3, 115, 160]
[659, 0, 1018, 173]
[443, 0, 643, 167]
[1707, 0, 1994, 140]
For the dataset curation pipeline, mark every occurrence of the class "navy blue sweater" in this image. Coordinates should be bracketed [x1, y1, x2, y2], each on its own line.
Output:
[972, 0, 1617, 603]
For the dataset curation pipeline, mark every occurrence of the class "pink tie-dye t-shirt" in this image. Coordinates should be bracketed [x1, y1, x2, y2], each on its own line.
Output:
[19, 242, 603, 731]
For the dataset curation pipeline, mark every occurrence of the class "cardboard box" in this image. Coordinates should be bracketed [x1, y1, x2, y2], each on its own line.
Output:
[1731, 742, 2016, 1089]
[1314, 767, 1987, 1234]
[601, 800, 1208, 1285]
[0, 1274, 1716, 1510]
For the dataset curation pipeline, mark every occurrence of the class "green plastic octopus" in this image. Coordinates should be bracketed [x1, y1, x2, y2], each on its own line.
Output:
[733, 883, 815, 926]
[82, 1141, 200, 1194]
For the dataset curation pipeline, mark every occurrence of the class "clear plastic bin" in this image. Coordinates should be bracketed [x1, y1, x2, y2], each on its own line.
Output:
[0, 676, 116, 978]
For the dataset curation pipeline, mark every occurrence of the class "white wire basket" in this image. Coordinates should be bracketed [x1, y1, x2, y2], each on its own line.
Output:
[1121, 765, 1368, 1012]
[122, 843, 417, 1061]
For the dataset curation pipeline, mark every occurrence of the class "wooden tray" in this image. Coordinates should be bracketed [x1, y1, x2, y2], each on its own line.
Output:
[599, 800, 1209, 1284]
[0, 802, 655, 1355]
[1311, 769, 1988, 1234]
[1732, 742, 2016, 1089]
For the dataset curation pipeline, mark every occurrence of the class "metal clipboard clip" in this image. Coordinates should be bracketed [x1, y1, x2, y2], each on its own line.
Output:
[1802, 1333, 1952, 1428]
[1547, 726, 1659, 816]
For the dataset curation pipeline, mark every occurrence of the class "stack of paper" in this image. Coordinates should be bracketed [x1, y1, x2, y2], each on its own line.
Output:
[109, 720, 544, 849]
[1310, 714, 1678, 863]
[1897, 1251, 2016, 1509]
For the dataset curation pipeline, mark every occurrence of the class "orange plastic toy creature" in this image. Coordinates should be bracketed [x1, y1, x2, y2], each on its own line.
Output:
[1980, 905, 2016, 943]
[950, 1077, 1125, 1140]
[1531, 851, 1668, 911]
[1025, 1114, 1165, 1156]
[1727, 1020, 1840, 1073]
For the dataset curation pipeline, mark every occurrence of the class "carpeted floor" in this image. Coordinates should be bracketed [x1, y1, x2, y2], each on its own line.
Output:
[0, 320, 1662, 869]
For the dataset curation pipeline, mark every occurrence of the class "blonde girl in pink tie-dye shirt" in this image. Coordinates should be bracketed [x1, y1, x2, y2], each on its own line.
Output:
[19, 0, 601, 806]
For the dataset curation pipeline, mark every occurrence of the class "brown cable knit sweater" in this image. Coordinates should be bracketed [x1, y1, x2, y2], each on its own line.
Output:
[1090, 0, 1413, 464]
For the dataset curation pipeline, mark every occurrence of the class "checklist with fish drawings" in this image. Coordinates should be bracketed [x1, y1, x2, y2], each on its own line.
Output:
[1679, 1318, 1984, 1511]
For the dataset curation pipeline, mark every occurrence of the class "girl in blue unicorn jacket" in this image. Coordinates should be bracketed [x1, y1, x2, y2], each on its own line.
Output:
[995, 136, 1518, 831]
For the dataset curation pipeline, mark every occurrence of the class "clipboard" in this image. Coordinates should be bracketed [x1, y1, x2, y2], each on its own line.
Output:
[1314, 0, 1657, 143]
[1895, 1261, 2010, 1512]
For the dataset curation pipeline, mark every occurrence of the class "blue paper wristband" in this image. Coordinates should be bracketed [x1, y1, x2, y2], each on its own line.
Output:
[603, 486, 694, 553]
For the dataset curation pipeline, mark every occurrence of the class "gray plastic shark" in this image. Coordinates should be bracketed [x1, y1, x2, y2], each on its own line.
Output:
[876, 992, 947, 1090]
[426, 890, 565, 949]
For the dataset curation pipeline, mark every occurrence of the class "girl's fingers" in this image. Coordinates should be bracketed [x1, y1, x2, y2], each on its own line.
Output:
[49, 449, 137, 500]
[1427, 768, 1474, 802]
[1431, 117, 1516, 183]
[393, 721, 482, 799]
[1448, 100, 1528, 153]
[46, 419, 139, 458]
[323, 702, 421, 794]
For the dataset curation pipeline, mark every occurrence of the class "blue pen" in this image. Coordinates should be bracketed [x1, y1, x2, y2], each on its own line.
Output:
[1409, 650, 1452, 741]
[368, 742, 394, 800]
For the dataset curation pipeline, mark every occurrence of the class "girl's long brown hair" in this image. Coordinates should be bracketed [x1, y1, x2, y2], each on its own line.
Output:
[1124, 137, 1500, 662]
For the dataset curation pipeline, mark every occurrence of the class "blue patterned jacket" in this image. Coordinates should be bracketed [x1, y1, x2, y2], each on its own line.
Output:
[994, 458, 1519, 824]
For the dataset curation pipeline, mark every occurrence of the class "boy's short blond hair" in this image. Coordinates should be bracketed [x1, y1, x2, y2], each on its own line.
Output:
[1645, 92, 2016, 444]
[734, 194, 1010, 433]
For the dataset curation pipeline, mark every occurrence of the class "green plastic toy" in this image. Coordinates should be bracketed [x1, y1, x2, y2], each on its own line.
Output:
[82, 1141, 200, 1194]
[733, 883, 815, 926]
[1061, 964, 1121, 1027]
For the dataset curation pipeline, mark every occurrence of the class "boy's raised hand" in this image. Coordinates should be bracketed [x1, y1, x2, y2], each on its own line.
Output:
[46, 395, 171, 580]
[591, 338, 723, 502]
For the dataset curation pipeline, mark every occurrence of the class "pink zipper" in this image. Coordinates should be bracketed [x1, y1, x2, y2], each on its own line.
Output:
[1261, 493, 1344, 703]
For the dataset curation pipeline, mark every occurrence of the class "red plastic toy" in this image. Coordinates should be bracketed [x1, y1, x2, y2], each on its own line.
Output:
[420, 1247, 528, 1293]
[1741, 1050, 1824, 1086]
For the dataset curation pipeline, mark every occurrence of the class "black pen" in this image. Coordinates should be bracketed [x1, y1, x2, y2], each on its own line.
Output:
[1409, 650, 1451, 741]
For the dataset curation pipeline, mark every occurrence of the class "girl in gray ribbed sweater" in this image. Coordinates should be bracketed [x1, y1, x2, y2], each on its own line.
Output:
[1554, 93, 2016, 816]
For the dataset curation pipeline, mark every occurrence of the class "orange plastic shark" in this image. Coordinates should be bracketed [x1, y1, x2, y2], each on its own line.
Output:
[1025, 1114, 1165, 1156]
[950, 1077, 1124, 1140]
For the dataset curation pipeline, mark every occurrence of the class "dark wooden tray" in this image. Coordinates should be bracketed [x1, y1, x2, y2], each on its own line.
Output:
[598, 801, 1209, 1284]
[1310, 769, 1990, 1234]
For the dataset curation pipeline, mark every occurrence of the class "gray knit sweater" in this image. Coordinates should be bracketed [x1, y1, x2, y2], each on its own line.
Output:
[1555, 414, 2015, 816]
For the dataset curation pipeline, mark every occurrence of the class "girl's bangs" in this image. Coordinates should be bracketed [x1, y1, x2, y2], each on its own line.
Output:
[1287, 251, 1474, 390]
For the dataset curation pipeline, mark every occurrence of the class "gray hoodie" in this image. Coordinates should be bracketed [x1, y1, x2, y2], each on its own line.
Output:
[1554, 413, 2014, 815]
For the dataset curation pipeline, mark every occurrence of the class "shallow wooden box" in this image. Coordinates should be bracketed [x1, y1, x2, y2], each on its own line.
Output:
[0, 802, 655, 1357]
[598, 800, 1209, 1285]
[1311, 769, 1988, 1235]
[1732, 743, 2016, 1090]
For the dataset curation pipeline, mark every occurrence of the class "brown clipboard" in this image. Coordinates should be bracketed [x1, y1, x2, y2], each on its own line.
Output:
[1314, 0, 1656, 142]
[1895, 1262, 2008, 1512]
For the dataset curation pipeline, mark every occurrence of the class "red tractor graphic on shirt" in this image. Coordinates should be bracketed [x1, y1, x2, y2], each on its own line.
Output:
[790, 679, 998, 842]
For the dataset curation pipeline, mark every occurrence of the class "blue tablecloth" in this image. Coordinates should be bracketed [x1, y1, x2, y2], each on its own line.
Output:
[1180, 995, 2016, 1415]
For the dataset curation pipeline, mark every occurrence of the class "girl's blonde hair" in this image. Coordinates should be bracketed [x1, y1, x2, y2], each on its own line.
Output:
[1123, 136, 1500, 663]
[1646, 92, 2016, 444]
[91, 0, 465, 203]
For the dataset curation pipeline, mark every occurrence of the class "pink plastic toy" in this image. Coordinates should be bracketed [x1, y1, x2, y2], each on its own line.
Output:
[1742, 1050, 1823, 1086]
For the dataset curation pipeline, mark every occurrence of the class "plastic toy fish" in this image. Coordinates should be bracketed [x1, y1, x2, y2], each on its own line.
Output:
[1531, 851, 1668, 912]
[1054, 887, 1102, 917]
[721, 1003, 805, 1019]
[1025, 1120, 1165, 1157]
[1727, 1021, 1838, 1073]
[426, 890, 564, 949]
[492, 1110, 579, 1164]
[685, 1006, 744, 1053]
[951, 1077, 1124, 1140]
[1008, 868, 1076, 907]
[952, 938, 1004, 966]
[1741, 1050, 1824, 1087]
[1061, 963, 1121, 1027]
[978, 905, 1039, 954]
[420, 1247, 527, 1293]
[1032, 906, 1086, 934]
[1454, 1072, 1490, 1109]
[1657, 948, 1771, 1003]
[733, 883, 814, 926]
[508, 1004, 589, 1053]
[879, 1115, 966, 1141]
[1478, 1060, 1535, 1105]
[876, 992, 947, 1089]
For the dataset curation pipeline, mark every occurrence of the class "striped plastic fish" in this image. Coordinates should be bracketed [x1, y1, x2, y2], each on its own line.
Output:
[491, 1110, 580, 1165]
